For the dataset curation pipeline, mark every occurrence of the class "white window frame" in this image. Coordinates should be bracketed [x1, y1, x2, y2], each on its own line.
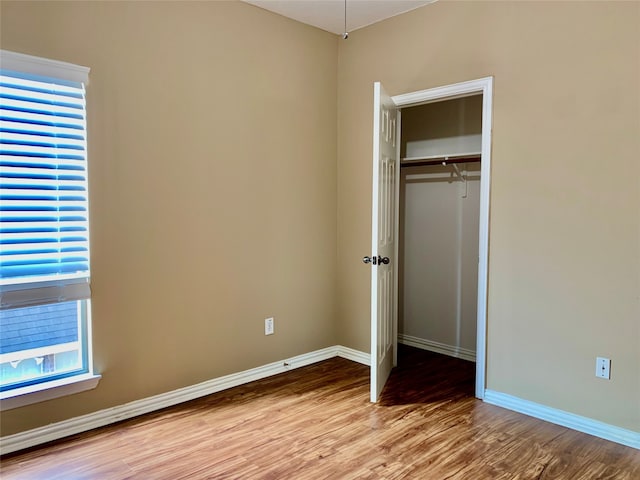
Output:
[0, 50, 100, 411]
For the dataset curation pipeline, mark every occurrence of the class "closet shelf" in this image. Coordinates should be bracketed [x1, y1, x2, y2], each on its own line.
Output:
[401, 152, 481, 167]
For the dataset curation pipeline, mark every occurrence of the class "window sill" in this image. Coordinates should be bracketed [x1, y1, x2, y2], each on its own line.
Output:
[0, 373, 101, 411]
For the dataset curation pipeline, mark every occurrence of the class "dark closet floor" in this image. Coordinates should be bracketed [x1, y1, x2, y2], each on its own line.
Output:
[381, 343, 475, 407]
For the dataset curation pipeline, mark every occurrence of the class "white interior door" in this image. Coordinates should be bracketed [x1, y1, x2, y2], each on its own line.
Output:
[370, 82, 399, 402]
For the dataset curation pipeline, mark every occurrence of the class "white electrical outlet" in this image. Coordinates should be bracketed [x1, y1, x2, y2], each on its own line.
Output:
[265, 317, 274, 335]
[595, 357, 610, 379]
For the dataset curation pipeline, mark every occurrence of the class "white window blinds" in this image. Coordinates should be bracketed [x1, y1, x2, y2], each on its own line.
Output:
[0, 51, 91, 309]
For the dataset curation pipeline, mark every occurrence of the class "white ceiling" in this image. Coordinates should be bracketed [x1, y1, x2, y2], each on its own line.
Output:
[242, 0, 436, 36]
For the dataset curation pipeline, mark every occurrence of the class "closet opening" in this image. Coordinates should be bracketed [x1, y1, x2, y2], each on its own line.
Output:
[369, 77, 492, 403]
[397, 95, 482, 397]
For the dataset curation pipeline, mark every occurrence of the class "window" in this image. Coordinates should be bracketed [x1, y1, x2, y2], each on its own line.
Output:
[0, 50, 99, 407]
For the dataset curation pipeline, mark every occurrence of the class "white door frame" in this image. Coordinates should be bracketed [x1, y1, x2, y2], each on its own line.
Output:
[391, 77, 493, 399]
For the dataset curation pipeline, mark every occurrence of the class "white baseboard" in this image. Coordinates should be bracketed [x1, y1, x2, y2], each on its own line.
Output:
[5, 349, 636, 455]
[398, 334, 476, 362]
[0, 345, 370, 455]
[336, 345, 370, 366]
[484, 390, 640, 450]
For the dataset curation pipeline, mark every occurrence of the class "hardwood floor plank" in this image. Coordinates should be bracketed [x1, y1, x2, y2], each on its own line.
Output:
[1, 346, 639, 479]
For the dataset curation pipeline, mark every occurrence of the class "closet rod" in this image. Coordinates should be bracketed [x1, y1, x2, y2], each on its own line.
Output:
[401, 154, 481, 168]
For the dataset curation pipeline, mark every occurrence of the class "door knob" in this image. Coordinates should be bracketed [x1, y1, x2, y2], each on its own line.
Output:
[363, 256, 390, 265]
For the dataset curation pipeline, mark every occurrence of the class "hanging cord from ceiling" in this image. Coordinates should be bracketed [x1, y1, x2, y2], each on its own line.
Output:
[342, 0, 349, 39]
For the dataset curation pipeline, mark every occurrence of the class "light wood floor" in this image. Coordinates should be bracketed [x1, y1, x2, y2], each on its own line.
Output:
[1, 346, 639, 479]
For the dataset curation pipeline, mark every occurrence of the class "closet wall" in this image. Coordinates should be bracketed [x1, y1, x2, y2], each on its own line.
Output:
[399, 96, 482, 361]
[401, 96, 482, 159]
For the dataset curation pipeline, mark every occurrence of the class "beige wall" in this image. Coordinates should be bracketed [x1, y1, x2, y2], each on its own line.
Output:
[0, 1, 338, 435]
[2, 0, 639, 439]
[337, 1, 639, 431]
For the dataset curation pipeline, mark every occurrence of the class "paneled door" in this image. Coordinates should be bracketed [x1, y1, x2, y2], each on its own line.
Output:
[369, 82, 399, 402]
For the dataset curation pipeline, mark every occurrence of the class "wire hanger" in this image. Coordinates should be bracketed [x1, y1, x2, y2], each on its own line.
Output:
[442, 160, 468, 198]
[442, 160, 466, 184]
